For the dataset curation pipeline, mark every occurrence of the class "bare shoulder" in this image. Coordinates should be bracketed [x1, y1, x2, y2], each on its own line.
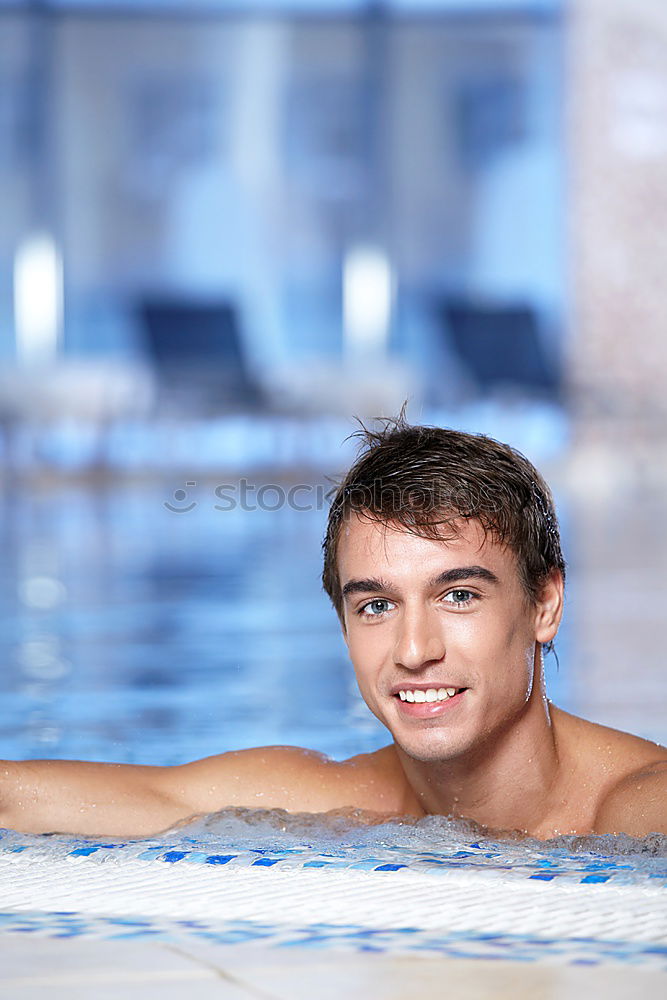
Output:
[551, 706, 667, 773]
[337, 744, 417, 815]
[593, 760, 667, 836]
[169, 744, 406, 816]
[551, 706, 667, 835]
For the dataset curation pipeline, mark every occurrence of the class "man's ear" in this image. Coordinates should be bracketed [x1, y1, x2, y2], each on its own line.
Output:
[534, 570, 564, 644]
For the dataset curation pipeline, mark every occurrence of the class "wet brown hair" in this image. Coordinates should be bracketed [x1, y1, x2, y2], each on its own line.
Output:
[322, 415, 566, 631]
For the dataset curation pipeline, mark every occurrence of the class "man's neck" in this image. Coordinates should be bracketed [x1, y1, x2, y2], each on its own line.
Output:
[394, 682, 562, 835]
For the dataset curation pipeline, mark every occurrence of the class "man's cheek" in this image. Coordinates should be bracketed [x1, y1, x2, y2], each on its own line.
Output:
[351, 636, 384, 672]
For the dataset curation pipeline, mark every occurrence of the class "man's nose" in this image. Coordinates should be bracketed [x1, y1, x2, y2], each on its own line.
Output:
[393, 606, 445, 670]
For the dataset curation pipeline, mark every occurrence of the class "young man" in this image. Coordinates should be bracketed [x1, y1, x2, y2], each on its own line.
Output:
[1, 421, 665, 839]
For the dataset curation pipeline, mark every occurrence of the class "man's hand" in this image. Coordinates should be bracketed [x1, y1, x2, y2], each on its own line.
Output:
[593, 761, 667, 836]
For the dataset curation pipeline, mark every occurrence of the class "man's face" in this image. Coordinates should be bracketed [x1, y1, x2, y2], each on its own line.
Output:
[337, 513, 556, 764]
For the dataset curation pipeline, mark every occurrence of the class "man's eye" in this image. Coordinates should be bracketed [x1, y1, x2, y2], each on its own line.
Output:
[445, 589, 475, 605]
[360, 598, 393, 617]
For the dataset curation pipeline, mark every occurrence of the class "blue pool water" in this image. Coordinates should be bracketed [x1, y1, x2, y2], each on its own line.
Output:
[0, 484, 375, 764]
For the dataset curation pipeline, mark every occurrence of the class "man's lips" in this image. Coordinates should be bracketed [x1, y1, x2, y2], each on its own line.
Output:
[390, 685, 468, 718]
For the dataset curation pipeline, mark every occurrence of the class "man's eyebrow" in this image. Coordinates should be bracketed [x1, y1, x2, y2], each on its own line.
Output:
[341, 577, 392, 599]
[430, 566, 499, 587]
[341, 566, 499, 601]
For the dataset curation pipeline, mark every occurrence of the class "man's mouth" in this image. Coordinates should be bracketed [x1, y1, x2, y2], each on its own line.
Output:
[394, 687, 467, 704]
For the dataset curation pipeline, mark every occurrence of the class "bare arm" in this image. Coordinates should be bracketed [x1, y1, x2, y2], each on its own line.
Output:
[0, 758, 190, 838]
[593, 761, 667, 836]
[0, 746, 347, 839]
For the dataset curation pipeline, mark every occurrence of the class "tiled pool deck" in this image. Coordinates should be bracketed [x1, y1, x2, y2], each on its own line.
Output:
[1, 935, 665, 999]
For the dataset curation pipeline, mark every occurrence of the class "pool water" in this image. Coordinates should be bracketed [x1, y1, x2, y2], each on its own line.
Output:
[0, 484, 381, 764]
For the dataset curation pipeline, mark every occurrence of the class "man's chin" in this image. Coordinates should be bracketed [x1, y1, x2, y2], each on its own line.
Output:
[392, 732, 469, 764]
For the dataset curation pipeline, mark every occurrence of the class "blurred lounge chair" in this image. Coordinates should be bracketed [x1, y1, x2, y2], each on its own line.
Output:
[138, 298, 261, 414]
[439, 299, 561, 397]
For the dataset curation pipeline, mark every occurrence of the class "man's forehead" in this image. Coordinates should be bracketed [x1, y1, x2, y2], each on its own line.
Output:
[337, 512, 507, 573]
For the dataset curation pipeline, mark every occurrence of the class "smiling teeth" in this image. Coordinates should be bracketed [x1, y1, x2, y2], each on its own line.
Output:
[399, 688, 459, 703]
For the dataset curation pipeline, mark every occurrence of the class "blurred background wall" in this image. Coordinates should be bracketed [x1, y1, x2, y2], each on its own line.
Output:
[1, 0, 666, 759]
[0, 0, 566, 473]
[569, 0, 667, 489]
